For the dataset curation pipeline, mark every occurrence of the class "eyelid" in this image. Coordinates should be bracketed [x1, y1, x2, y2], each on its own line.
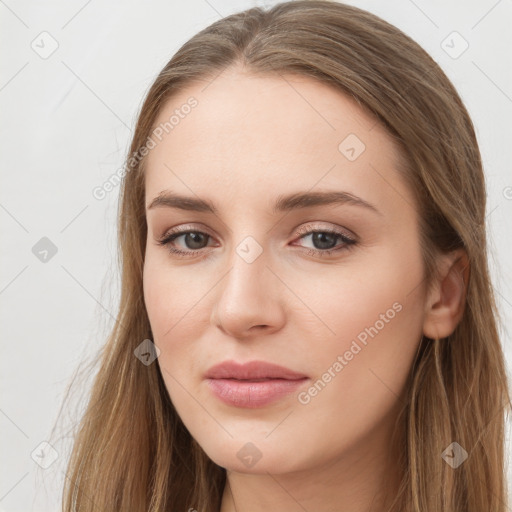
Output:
[158, 223, 213, 239]
[294, 223, 357, 243]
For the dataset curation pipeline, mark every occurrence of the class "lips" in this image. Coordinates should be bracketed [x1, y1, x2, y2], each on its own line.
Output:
[205, 360, 307, 381]
[204, 360, 309, 408]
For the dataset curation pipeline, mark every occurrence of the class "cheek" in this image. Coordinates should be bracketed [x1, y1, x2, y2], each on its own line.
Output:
[298, 242, 425, 392]
[143, 258, 170, 339]
[302, 243, 424, 347]
[281, 256, 425, 466]
[143, 252, 203, 339]
[142, 255, 212, 387]
[303, 248, 424, 403]
[294, 304, 422, 466]
[143, 257, 185, 367]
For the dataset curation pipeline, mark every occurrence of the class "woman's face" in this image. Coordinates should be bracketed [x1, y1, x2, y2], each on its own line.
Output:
[143, 66, 428, 474]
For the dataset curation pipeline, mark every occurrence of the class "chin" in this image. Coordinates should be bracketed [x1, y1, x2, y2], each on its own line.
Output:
[197, 438, 305, 475]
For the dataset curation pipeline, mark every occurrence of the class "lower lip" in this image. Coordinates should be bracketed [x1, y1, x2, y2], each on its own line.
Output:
[206, 378, 308, 408]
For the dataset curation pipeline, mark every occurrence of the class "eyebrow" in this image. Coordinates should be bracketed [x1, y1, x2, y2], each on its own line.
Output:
[147, 190, 381, 216]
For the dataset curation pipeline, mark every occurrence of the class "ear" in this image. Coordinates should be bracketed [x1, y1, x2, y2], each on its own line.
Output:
[422, 248, 470, 340]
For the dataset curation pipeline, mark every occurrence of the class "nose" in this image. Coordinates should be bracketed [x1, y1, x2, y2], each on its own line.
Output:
[210, 246, 286, 339]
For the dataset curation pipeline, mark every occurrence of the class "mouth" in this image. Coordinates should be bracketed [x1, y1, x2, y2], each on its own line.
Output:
[204, 360, 309, 408]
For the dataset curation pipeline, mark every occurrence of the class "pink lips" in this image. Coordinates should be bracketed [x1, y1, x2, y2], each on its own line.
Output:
[205, 360, 309, 408]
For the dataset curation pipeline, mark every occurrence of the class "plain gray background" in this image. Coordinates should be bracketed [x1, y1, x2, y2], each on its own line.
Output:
[1, 0, 511, 510]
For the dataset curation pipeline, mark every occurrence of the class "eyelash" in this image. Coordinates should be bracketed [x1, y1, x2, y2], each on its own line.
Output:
[156, 224, 357, 259]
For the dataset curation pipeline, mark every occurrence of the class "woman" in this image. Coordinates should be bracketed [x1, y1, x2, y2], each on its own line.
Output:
[60, 1, 511, 510]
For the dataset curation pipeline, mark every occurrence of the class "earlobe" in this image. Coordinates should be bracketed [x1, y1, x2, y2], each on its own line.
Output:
[422, 249, 469, 340]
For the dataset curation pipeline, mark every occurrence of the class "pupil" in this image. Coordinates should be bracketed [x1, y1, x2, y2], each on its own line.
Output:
[186, 232, 207, 249]
[313, 232, 336, 250]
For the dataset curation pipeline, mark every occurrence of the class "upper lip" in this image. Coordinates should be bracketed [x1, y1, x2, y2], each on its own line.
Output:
[205, 360, 307, 380]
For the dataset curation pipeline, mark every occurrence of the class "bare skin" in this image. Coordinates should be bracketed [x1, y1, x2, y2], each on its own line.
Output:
[142, 65, 468, 512]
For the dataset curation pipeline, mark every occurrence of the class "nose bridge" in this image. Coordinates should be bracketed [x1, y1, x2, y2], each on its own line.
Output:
[220, 234, 271, 307]
[210, 232, 285, 336]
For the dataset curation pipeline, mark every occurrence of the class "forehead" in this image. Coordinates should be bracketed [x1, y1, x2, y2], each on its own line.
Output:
[144, 67, 413, 216]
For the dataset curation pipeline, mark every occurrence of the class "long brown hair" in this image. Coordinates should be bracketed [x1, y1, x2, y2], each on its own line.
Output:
[57, 1, 511, 510]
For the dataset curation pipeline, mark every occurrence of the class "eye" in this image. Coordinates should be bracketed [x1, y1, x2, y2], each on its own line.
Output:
[156, 228, 215, 258]
[156, 224, 357, 259]
[292, 224, 357, 257]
